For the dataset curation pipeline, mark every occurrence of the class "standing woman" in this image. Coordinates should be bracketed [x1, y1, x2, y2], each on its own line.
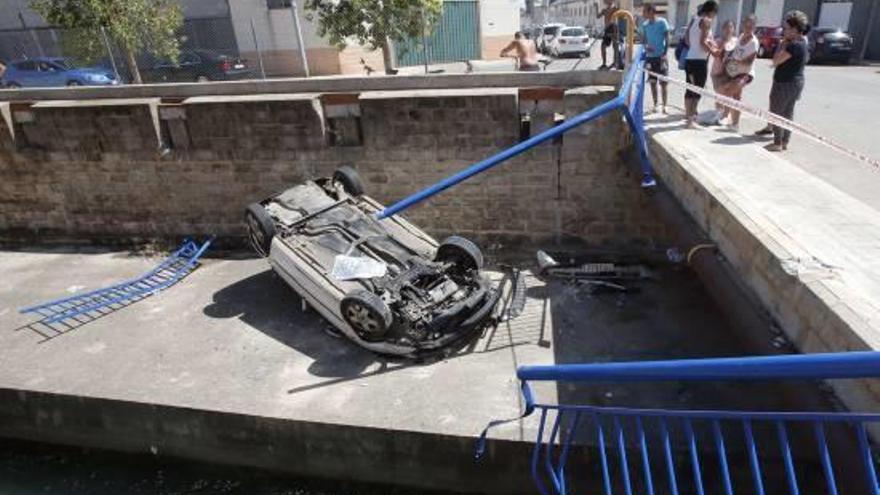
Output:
[684, 1, 719, 128]
[766, 10, 810, 151]
[724, 14, 759, 130]
[709, 20, 737, 119]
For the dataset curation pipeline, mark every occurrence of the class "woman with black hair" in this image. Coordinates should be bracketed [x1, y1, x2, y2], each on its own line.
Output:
[683, 0, 719, 128]
[761, 10, 810, 151]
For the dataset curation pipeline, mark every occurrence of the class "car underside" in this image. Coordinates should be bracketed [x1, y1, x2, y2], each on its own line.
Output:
[245, 167, 500, 357]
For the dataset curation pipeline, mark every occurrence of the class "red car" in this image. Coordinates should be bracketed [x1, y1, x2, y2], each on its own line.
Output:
[755, 26, 783, 58]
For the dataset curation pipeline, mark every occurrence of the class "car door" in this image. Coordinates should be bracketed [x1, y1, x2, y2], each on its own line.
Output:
[177, 52, 202, 81]
[13, 61, 38, 87]
[39, 61, 67, 87]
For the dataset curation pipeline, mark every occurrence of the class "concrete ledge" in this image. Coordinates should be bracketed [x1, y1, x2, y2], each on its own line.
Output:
[646, 114, 880, 413]
[0, 71, 622, 102]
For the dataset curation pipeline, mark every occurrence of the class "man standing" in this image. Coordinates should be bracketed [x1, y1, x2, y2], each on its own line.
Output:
[500, 31, 540, 71]
[640, 3, 671, 113]
[597, 0, 620, 70]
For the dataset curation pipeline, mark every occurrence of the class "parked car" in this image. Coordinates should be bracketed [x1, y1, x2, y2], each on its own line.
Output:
[1, 57, 119, 88]
[755, 26, 783, 58]
[808, 27, 854, 63]
[139, 49, 252, 83]
[548, 27, 590, 57]
[245, 166, 500, 358]
[539, 23, 566, 54]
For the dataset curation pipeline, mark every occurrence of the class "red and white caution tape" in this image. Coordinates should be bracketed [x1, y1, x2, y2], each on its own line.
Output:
[643, 69, 880, 170]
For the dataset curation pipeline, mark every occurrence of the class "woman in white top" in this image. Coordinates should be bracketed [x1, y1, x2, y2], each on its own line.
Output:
[683, 0, 719, 127]
[723, 14, 759, 129]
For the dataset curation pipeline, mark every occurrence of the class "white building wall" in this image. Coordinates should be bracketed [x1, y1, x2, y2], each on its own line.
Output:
[755, 0, 785, 25]
[480, 0, 522, 58]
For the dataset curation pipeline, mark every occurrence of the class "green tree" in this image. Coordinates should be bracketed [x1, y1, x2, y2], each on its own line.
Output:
[30, 0, 183, 84]
[304, 0, 442, 74]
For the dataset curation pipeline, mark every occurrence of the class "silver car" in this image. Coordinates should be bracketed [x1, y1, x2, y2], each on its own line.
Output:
[245, 166, 499, 357]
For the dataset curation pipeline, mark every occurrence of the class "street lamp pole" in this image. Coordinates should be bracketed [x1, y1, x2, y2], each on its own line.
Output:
[290, 0, 310, 77]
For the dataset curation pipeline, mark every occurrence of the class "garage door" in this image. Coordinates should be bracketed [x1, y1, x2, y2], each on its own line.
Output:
[396, 0, 480, 67]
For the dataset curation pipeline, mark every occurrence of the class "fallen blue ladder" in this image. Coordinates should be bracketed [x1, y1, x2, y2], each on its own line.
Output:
[20, 238, 213, 325]
[479, 352, 880, 495]
[375, 47, 652, 220]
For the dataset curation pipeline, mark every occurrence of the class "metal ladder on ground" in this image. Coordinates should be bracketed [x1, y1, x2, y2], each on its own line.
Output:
[479, 352, 880, 495]
[19, 237, 213, 325]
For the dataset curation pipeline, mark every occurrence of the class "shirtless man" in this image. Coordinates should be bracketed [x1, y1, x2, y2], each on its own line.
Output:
[500, 32, 540, 71]
[597, 0, 620, 70]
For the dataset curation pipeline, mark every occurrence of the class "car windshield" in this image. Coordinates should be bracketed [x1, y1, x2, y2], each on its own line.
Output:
[561, 28, 586, 37]
[544, 26, 560, 35]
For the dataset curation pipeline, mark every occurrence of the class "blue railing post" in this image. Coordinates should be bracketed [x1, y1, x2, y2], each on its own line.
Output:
[375, 46, 654, 220]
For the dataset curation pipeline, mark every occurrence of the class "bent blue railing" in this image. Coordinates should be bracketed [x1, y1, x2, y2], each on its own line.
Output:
[479, 352, 880, 495]
[376, 48, 652, 220]
[20, 237, 213, 325]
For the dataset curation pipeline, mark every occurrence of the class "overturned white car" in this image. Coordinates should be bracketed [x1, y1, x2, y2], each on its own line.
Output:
[245, 166, 500, 357]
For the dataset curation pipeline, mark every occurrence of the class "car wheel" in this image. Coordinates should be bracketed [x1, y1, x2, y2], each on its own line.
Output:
[332, 165, 365, 196]
[196, 75, 210, 82]
[6, 82, 20, 88]
[245, 203, 276, 257]
[758, 45, 766, 58]
[341, 289, 393, 342]
[436, 236, 483, 273]
[67, 81, 81, 86]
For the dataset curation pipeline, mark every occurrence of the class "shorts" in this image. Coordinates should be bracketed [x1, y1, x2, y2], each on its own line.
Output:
[684, 59, 708, 100]
[646, 57, 668, 83]
[602, 23, 619, 47]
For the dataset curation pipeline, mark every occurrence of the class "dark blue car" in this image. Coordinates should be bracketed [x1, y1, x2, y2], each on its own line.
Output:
[1, 57, 120, 88]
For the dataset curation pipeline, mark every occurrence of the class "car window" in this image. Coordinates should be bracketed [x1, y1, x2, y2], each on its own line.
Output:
[544, 26, 560, 35]
[37, 61, 58, 72]
[53, 59, 72, 70]
[15, 60, 38, 71]
[180, 52, 201, 64]
[561, 28, 586, 37]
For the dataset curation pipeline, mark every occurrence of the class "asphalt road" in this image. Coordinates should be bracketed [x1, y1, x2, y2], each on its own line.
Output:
[551, 46, 880, 211]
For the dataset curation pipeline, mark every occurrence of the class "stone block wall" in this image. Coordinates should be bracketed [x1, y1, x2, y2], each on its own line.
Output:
[0, 86, 669, 249]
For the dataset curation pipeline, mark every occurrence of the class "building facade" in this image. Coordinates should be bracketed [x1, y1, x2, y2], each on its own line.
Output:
[0, 0, 519, 76]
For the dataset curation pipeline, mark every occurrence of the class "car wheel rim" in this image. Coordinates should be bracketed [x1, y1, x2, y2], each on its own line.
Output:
[346, 304, 380, 334]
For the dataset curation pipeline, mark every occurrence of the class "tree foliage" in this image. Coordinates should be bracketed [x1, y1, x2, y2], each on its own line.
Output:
[30, 0, 183, 83]
[304, 0, 442, 72]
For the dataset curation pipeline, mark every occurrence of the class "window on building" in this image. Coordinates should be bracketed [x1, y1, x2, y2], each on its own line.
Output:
[267, 0, 292, 9]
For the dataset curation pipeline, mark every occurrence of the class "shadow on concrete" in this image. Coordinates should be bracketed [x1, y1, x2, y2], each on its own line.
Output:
[202, 268, 527, 395]
[14, 297, 143, 342]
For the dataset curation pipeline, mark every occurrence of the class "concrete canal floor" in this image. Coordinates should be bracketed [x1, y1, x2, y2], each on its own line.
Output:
[0, 247, 835, 492]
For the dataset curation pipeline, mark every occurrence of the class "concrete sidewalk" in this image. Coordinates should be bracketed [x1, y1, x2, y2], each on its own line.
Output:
[0, 245, 813, 490]
[646, 112, 880, 408]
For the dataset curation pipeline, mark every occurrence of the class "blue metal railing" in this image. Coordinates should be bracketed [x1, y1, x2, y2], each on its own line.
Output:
[479, 352, 880, 495]
[20, 237, 213, 325]
[375, 47, 653, 220]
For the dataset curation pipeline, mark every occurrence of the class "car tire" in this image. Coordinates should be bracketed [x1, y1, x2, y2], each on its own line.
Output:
[6, 82, 20, 88]
[758, 45, 766, 58]
[196, 75, 210, 82]
[67, 81, 81, 86]
[333, 165, 365, 197]
[245, 202, 276, 257]
[436, 236, 483, 273]
[340, 289, 393, 342]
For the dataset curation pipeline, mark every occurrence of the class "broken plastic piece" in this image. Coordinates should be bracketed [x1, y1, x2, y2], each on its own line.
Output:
[331, 255, 388, 280]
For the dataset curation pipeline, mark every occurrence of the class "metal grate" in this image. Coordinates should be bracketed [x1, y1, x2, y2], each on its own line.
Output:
[19, 238, 213, 325]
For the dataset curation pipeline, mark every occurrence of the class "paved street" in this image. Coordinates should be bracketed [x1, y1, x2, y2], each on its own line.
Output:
[410, 43, 880, 211]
